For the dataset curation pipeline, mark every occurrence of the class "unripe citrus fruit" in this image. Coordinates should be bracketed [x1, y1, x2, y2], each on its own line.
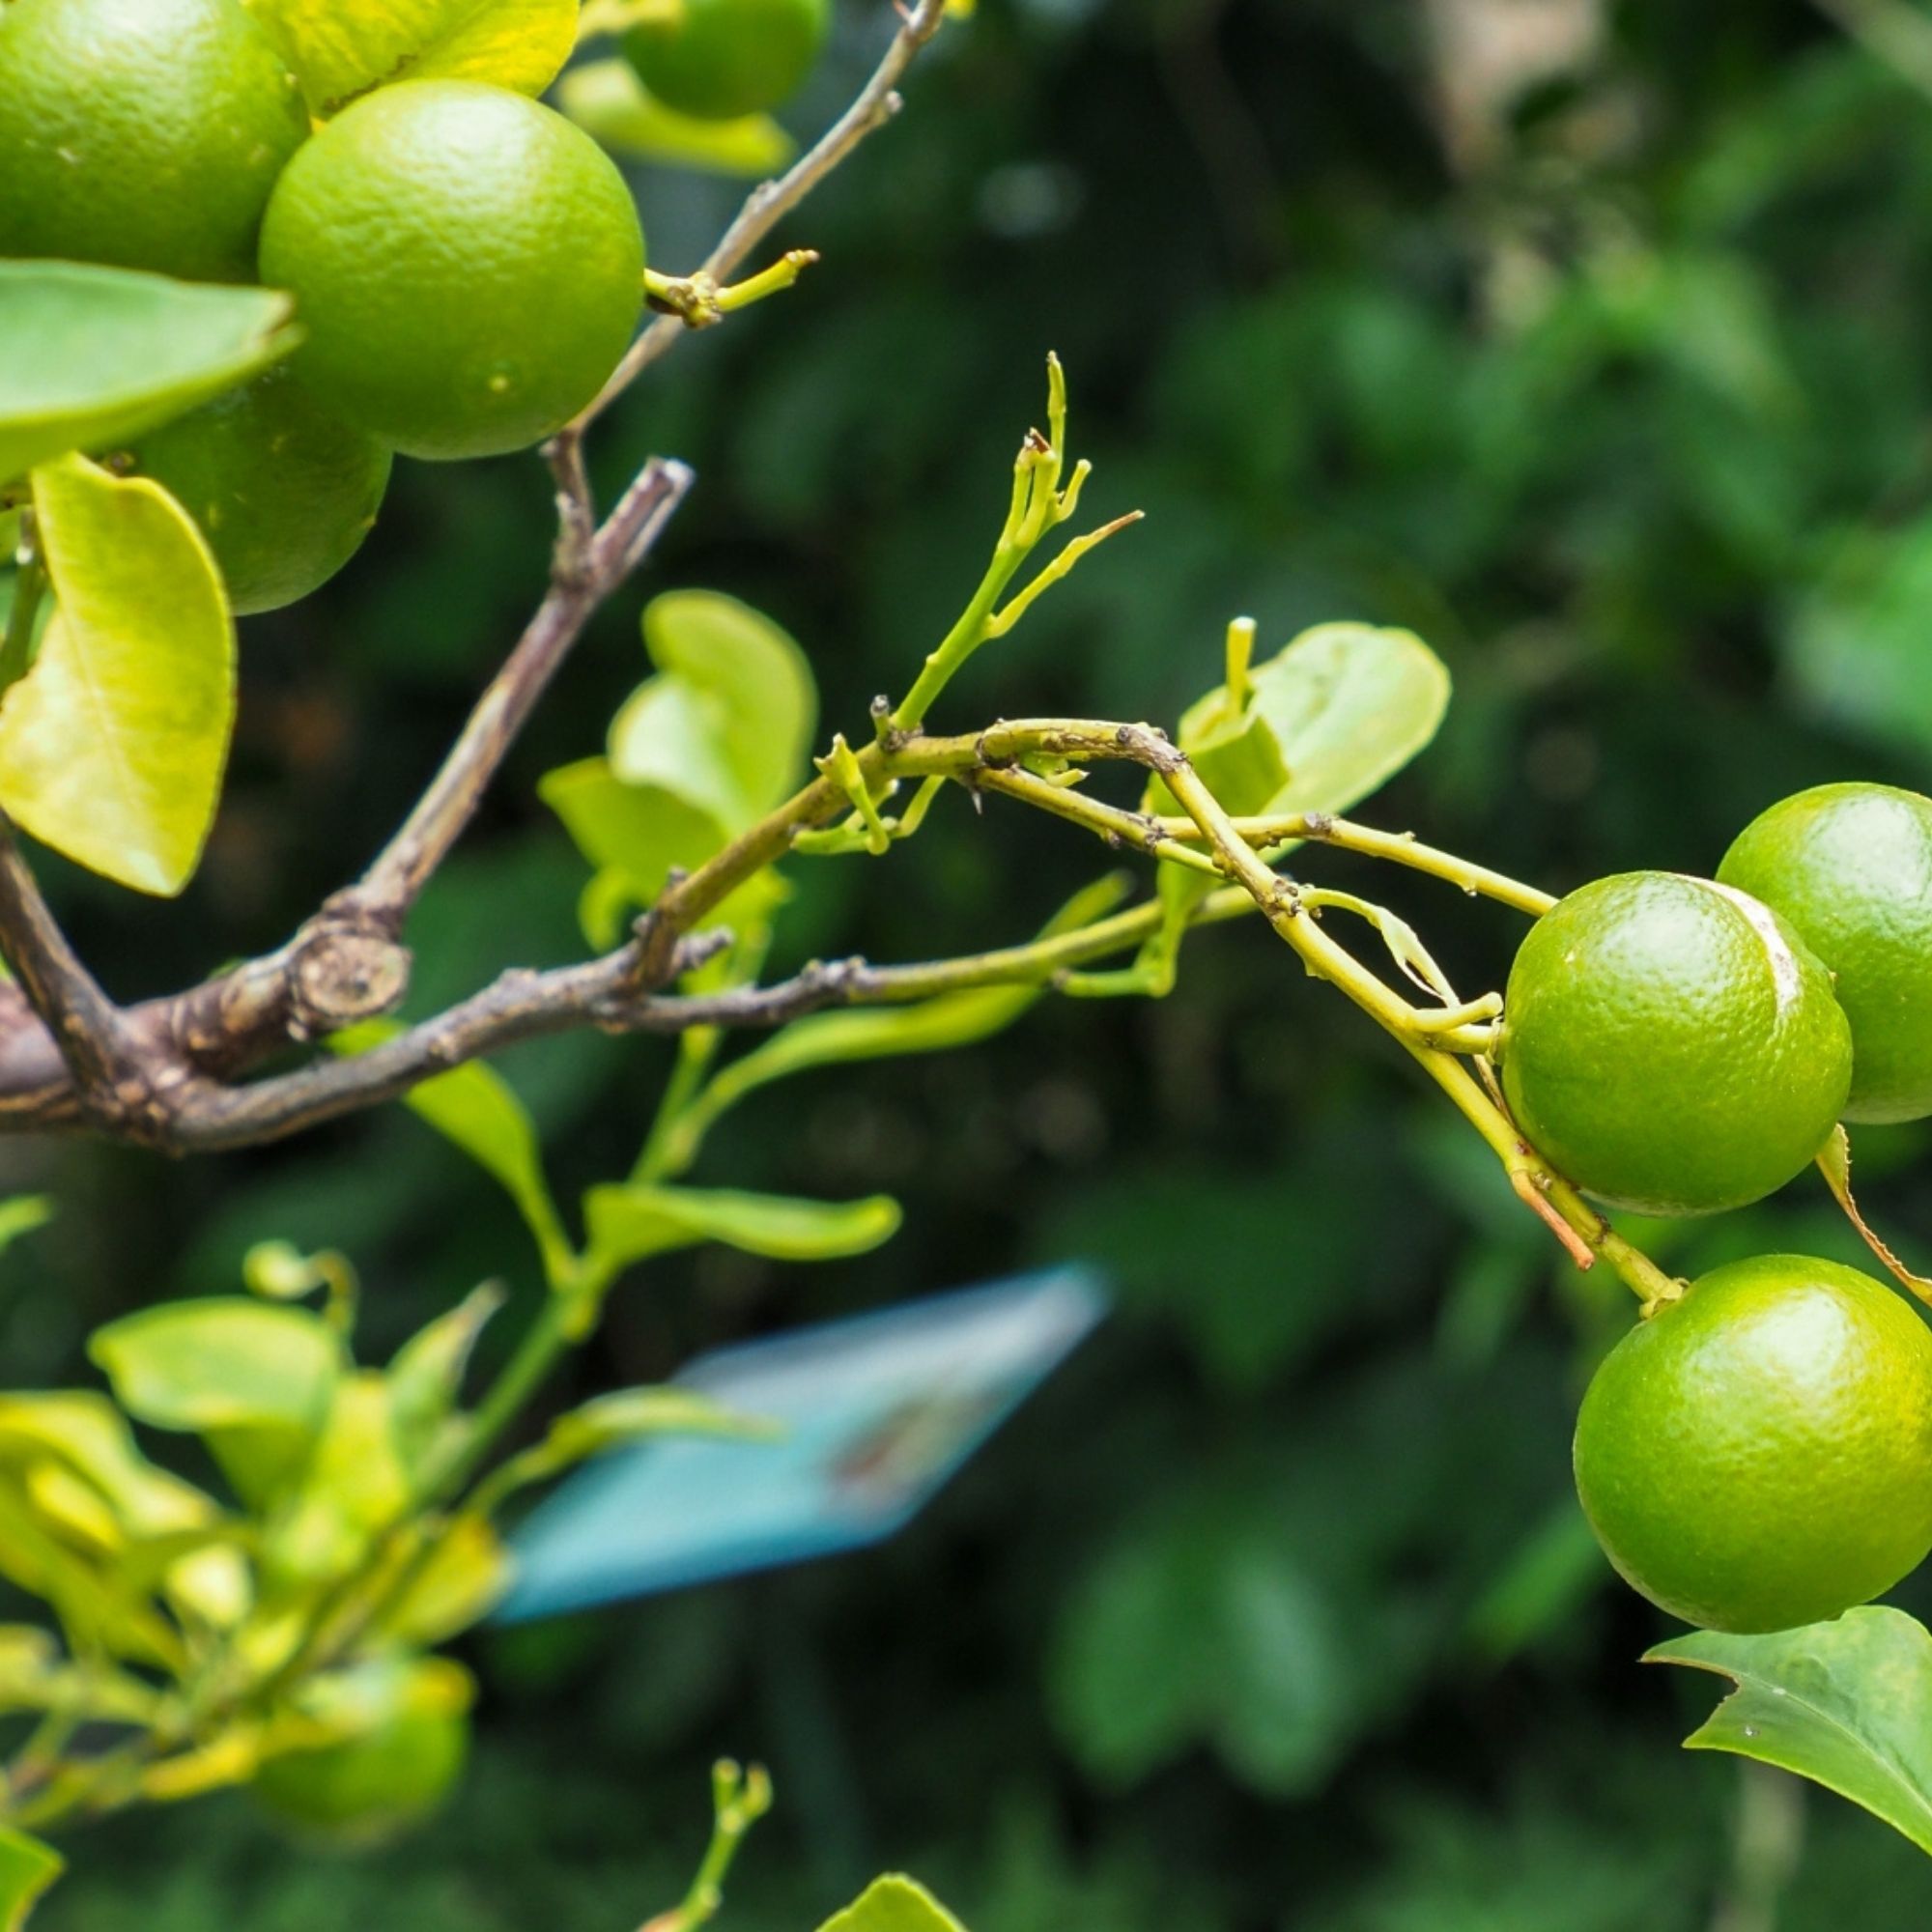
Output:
[129, 369, 392, 615]
[1718, 782, 1932, 1125]
[625, 0, 831, 122]
[1498, 871, 1851, 1216]
[1575, 1254, 1932, 1632]
[257, 82, 645, 462]
[252, 1658, 472, 1845]
[0, 0, 307, 283]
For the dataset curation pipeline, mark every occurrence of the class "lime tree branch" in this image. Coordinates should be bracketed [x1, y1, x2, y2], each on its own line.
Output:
[0, 814, 148, 1109]
[0, 2, 957, 1150]
[576, 0, 954, 426]
[152, 882, 1259, 1151]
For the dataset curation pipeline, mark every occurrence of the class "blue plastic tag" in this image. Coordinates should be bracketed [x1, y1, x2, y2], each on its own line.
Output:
[495, 1264, 1109, 1620]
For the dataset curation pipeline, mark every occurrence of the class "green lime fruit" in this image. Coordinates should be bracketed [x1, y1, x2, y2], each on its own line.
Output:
[252, 1659, 472, 1845]
[130, 368, 392, 615]
[0, 0, 307, 283]
[258, 81, 645, 462]
[625, 0, 831, 122]
[1718, 782, 1932, 1125]
[1498, 870, 1851, 1216]
[1575, 1254, 1932, 1632]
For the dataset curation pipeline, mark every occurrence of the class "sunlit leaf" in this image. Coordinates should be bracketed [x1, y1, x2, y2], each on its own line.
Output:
[817, 1877, 968, 1932]
[1648, 1606, 1932, 1855]
[0, 454, 235, 895]
[91, 1299, 337, 1512]
[373, 1514, 512, 1646]
[556, 59, 795, 176]
[266, 1373, 411, 1585]
[250, 0, 578, 117]
[0, 263, 295, 486]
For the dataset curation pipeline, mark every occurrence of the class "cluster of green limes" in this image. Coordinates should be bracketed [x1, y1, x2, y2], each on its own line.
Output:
[1493, 781, 1932, 1632]
[0, 0, 847, 611]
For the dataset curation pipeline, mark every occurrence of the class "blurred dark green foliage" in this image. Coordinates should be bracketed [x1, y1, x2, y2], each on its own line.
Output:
[14, 0, 1932, 1921]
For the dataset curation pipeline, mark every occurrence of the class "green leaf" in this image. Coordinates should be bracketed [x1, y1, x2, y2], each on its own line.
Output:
[0, 1825, 62, 1931]
[676, 872, 1132, 1120]
[582, 1184, 902, 1280]
[1648, 1606, 1932, 1854]
[0, 263, 295, 486]
[1152, 623, 1450, 830]
[611, 591, 818, 828]
[372, 1513, 512, 1646]
[250, 0, 578, 118]
[0, 454, 235, 895]
[555, 59, 796, 177]
[0, 1197, 52, 1262]
[266, 1372, 412, 1585]
[816, 1877, 968, 1932]
[330, 1024, 573, 1283]
[489, 1386, 777, 1502]
[91, 1300, 338, 1437]
[386, 1284, 506, 1476]
[541, 756, 730, 904]
[540, 1387, 778, 1465]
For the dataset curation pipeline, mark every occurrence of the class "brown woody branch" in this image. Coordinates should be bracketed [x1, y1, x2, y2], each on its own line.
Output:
[0, 2, 968, 1156]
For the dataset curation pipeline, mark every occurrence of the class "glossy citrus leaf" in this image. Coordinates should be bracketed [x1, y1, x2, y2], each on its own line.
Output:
[330, 1023, 573, 1283]
[816, 1877, 968, 1932]
[1648, 1606, 1932, 1854]
[611, 591, 818, 827]
[582, 1184, 902, 1281]
[250, 0, 577, 117]
[0, 1825, 61, 1931]
[556, 59, 795, 176]
[0, 264, 295, 486]
[0, 454, 235, 895]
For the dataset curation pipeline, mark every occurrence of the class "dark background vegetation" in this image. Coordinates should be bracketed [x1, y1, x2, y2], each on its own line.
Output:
[16, 0, 1932, 1922]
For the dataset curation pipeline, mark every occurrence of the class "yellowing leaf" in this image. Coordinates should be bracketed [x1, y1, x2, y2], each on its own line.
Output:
[0, 455, 235, 895]
[255, 0, 578, 117]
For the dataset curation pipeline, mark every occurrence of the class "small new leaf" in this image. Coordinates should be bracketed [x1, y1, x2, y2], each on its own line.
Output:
[816, 1877, 969, 1932]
